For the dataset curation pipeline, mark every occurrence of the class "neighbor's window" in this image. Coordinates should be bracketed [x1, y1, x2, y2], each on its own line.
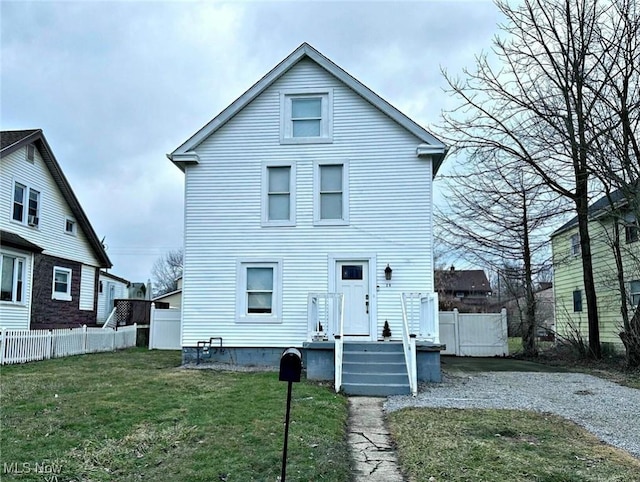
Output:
[280, 90, 333, 143]
[0, 254, 25, 303]
[12, 181, 40, 227]
[65, 217, 77, 235]
[630, 280, 640, 306]
[572, 290, 582, 312]
[236, 260, 282, 322]
[26, 144, 35, 162]
[314, 161, 349, 224]
[52, 266, 72, 301]
[262, 163, 296, 226]
[570, 233, 580, 256]
[624, 213, 638, 244]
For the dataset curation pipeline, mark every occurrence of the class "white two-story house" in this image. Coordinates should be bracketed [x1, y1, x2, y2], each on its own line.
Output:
[1, 129, 111, 330]
[169, 44, 447, 395]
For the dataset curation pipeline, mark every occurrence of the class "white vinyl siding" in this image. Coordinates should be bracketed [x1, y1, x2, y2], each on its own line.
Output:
[0, 146, 101, 266]
[52, 266, 72, 301]
[181, 58, 435, 347]
[97, 274, 129, 322]
[261, 162, 296, 226]
[79, 265, 95, 310]
[0, 248, 32, 329]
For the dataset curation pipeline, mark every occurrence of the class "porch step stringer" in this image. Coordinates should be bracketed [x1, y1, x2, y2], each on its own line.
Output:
[340, 342, 410, 396]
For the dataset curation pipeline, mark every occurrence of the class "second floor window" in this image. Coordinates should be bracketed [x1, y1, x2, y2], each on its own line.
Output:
[315, 162, 349, 224]
[262, 162, 296, 226]
[624, 213, 638, 244]
[570, 233, 580, 256]
[12, 182, 40, 227]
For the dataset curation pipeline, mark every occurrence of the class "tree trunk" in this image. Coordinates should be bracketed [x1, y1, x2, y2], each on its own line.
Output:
[620, 304, 640, 368]
[521, 199, 537, 357]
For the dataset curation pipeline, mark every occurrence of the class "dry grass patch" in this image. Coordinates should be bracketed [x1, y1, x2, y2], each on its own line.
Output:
[389, 407, 640, 482]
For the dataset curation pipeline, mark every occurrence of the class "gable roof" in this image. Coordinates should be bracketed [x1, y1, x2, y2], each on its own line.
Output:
[552, 184, 637, 237]
[1, 129, 111, 268]
[99, 270, 130, 286]
[435, 269, 492, 293]
[168, 42, 447, 173]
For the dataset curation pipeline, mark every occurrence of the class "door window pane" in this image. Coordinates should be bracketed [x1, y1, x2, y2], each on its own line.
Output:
[342, 265, 363, 280]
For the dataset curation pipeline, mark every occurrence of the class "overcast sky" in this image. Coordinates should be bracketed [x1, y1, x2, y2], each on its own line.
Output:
[1, 0, 502, 283]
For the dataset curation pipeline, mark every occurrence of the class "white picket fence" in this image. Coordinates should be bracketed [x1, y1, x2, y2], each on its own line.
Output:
[0, 324, 137, 365]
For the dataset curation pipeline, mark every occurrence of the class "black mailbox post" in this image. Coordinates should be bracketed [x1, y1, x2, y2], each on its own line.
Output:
[279, 347, 302, 482]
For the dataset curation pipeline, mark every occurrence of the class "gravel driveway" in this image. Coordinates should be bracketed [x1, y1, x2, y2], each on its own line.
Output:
[384, 371, 640, 459]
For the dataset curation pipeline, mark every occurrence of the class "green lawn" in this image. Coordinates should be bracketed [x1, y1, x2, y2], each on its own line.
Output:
[389, 408, 640, 482]
[0, 349, 350, 482]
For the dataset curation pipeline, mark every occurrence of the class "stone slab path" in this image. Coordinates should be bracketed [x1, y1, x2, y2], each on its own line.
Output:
[348, 397, 405, 481]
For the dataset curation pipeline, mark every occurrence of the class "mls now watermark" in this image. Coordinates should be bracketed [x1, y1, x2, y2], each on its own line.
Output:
[3, 460, 63, 481]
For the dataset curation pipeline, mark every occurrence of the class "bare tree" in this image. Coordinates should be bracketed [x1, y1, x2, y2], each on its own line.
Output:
[436, 153, 565, 356]
[438, 0, 637, 358]
[151, 248, 183, 297]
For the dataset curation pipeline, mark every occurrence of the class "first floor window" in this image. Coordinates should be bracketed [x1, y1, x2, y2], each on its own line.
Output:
[52, 266, 72, 301]
[237, 260, 281, 321]
[572, 290, 582, 312]
[0, 254, 25, 303]
[570, 233, 580, 256]
[631, 280, 640, 306]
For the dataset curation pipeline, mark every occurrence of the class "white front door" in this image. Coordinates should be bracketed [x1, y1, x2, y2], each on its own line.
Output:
[337, 261, 370, 336]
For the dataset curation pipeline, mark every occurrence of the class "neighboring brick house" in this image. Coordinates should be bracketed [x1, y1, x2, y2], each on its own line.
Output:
[435, 266, 493, 312]
[0, 129, 111, 329]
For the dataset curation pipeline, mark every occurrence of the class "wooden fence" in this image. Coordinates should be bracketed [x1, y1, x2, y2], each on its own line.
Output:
[0, 324, 137, 365]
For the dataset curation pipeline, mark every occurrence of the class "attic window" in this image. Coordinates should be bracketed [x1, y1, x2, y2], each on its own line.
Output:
[26, 144, 35, 162]
[65, 217, 77, 235]
[280, 89, 333, 144]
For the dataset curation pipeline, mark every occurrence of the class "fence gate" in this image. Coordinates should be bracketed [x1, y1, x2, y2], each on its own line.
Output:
[439, 309, 508, 357]
[149, 305, 181, 350]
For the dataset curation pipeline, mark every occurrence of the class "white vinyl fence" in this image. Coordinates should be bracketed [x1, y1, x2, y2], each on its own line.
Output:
[149, 304, 181, 350]
[439, 309, 508, 356]
[0, 324, 137, 365]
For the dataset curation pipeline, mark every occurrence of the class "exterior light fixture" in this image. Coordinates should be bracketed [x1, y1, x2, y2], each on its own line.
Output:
[384, 264, 393, 282]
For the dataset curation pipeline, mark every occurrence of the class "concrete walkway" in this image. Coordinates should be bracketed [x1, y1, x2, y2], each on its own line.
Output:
[348, 397, 405, 481]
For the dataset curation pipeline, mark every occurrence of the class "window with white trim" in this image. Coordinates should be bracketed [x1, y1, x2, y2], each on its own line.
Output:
[280, 89, 333, 144]
[0, 254, 25, 303]
[314, 161, 349, 225]
[236, 260, 282, 322]
[262, 162, 296, 226]
[65, 217, 77, 235]
[570, 233, 580, 256]
[630, 280, 640, 306]
[12, 181, 40, 227]
[52, 266, 72, 301]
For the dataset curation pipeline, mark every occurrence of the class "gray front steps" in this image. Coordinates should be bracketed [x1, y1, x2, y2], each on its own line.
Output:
[341, 342, 410, 396]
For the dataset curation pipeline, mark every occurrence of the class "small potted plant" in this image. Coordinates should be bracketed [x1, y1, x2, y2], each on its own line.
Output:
[313, 322, 325, 341]
[382, 320, 392, 341]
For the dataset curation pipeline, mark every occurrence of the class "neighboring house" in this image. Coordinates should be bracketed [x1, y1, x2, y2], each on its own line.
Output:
[152, 276, 182, 308]
[0, 129, 111, 329]
[168, 43, 447, 394]
[128, 282, 149, 300]
[97, 271, 130, 323]
[552, 187, 640, 350]
[435, 266, 492, 312]
[500, 283, 555, 338]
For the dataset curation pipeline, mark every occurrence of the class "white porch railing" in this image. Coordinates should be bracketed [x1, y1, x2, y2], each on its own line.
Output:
[400, 293, 418, 396]
[0, 324, 137, 365]
[307, 293, 343, 341]
[102, 307, 117, 329]
[334, 294, 345, 393]
[402, 292, 439, 343]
